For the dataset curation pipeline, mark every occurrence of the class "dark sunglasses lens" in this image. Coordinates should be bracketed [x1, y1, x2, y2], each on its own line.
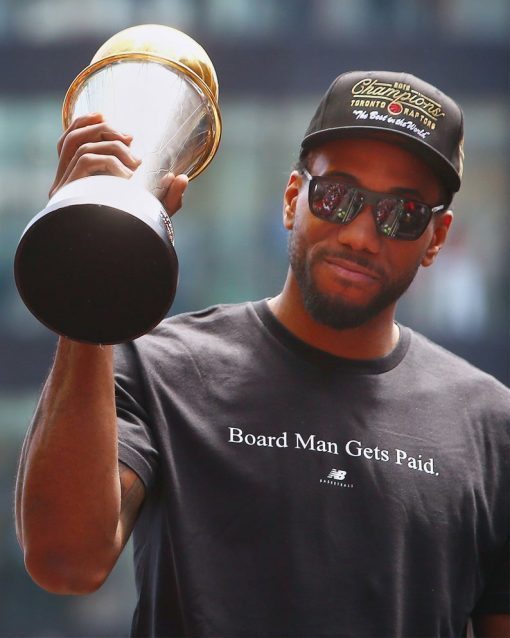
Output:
[310, 180, 359, 223]
[375, 198, 431, 240]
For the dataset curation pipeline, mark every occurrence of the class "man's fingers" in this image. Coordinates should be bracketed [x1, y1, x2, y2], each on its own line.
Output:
[56, 113, 105, 155]
[161, 173, 189, 216]
[51, 115, 189, 217]
[58, 123, 133, 166]
[54, 118, 134, 188]
[62, 140, 140, 179]
[50, 155, 137, 199]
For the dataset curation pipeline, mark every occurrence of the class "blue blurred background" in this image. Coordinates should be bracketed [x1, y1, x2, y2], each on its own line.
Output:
[0, 0, 508, 635]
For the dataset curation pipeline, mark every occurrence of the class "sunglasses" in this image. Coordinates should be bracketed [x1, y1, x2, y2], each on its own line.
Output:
[302, 168, 447, 241]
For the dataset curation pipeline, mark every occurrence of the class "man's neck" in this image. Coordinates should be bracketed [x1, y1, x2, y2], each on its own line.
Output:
[268, 278, 400, 360]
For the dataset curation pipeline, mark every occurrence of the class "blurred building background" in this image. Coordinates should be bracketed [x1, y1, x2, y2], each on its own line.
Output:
[0, 0, 508, 635]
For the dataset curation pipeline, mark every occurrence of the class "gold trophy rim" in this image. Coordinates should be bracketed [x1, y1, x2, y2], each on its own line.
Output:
[61, 51, 222, 181]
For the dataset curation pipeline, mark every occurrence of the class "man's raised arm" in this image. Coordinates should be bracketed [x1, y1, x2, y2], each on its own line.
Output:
[15, 340, 141, 593]
[14, 113, 187, 594]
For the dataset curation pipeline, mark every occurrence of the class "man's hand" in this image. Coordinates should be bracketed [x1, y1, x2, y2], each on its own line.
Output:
[49, 112, 189, 216]
[159, 171, 189, 217]
[49, 112, 140, 197]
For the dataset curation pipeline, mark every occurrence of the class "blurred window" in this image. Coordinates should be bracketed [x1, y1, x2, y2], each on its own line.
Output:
[1, 0, 509, 43]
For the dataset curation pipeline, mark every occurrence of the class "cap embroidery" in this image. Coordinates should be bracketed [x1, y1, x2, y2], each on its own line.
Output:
[351, 78, 445, 129]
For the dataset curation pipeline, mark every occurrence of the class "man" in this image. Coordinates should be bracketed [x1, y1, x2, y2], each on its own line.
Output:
[16, 71, 509, 637]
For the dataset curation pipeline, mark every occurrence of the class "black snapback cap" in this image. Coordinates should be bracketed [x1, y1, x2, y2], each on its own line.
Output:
[301, 70, 464, 192]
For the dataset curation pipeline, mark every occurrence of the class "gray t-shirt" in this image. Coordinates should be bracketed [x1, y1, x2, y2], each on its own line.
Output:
[115, 300, 509, 637]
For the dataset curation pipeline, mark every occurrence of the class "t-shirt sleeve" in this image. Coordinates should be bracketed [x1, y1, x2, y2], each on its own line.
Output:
[114, 341, 159, 489]
[472, 539, 510, 616]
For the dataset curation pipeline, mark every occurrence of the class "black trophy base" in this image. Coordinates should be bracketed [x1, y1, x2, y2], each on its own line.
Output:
[15, 200, 178, 345]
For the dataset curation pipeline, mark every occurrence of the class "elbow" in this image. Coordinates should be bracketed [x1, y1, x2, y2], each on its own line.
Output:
[24, 547, 112, 595]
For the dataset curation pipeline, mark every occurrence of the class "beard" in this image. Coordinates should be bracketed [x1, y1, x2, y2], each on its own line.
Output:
[288, 229, 420, 331]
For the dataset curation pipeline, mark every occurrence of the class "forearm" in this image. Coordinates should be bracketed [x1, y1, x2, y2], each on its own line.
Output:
[16, 337, 122, 593]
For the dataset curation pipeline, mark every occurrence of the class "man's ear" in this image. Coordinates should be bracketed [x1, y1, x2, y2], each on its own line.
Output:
[283, 171, 301, 230]
[421, 210, 454, 267]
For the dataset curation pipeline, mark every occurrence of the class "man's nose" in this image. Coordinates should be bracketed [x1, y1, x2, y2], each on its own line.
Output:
[336, 204, 380, 253]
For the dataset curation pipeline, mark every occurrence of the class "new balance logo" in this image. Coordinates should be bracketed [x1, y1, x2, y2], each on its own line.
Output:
[320, 468, 354, 489]
[327, 469, 346, 481]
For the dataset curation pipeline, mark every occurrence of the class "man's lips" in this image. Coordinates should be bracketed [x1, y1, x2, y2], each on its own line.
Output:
[322, 255, 382, 283]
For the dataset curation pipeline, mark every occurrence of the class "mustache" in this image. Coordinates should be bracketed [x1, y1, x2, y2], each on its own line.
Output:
[313, 247, 386, 279]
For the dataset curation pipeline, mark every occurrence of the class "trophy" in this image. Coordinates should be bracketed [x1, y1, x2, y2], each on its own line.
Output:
[14, 24, 221, 344]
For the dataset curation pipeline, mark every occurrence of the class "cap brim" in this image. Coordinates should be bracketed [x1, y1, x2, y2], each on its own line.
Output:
[300, 126, 461, 193]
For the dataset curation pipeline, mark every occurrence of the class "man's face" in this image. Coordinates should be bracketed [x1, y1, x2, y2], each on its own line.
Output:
[285, 137, 452, 330]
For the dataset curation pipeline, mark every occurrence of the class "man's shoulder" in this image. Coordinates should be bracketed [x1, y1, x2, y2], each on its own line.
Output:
[115, 301, 263, 376]
[158, 300, 257, 334]
[406, 326, 510, 402]
[134, 300, 261, 353]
